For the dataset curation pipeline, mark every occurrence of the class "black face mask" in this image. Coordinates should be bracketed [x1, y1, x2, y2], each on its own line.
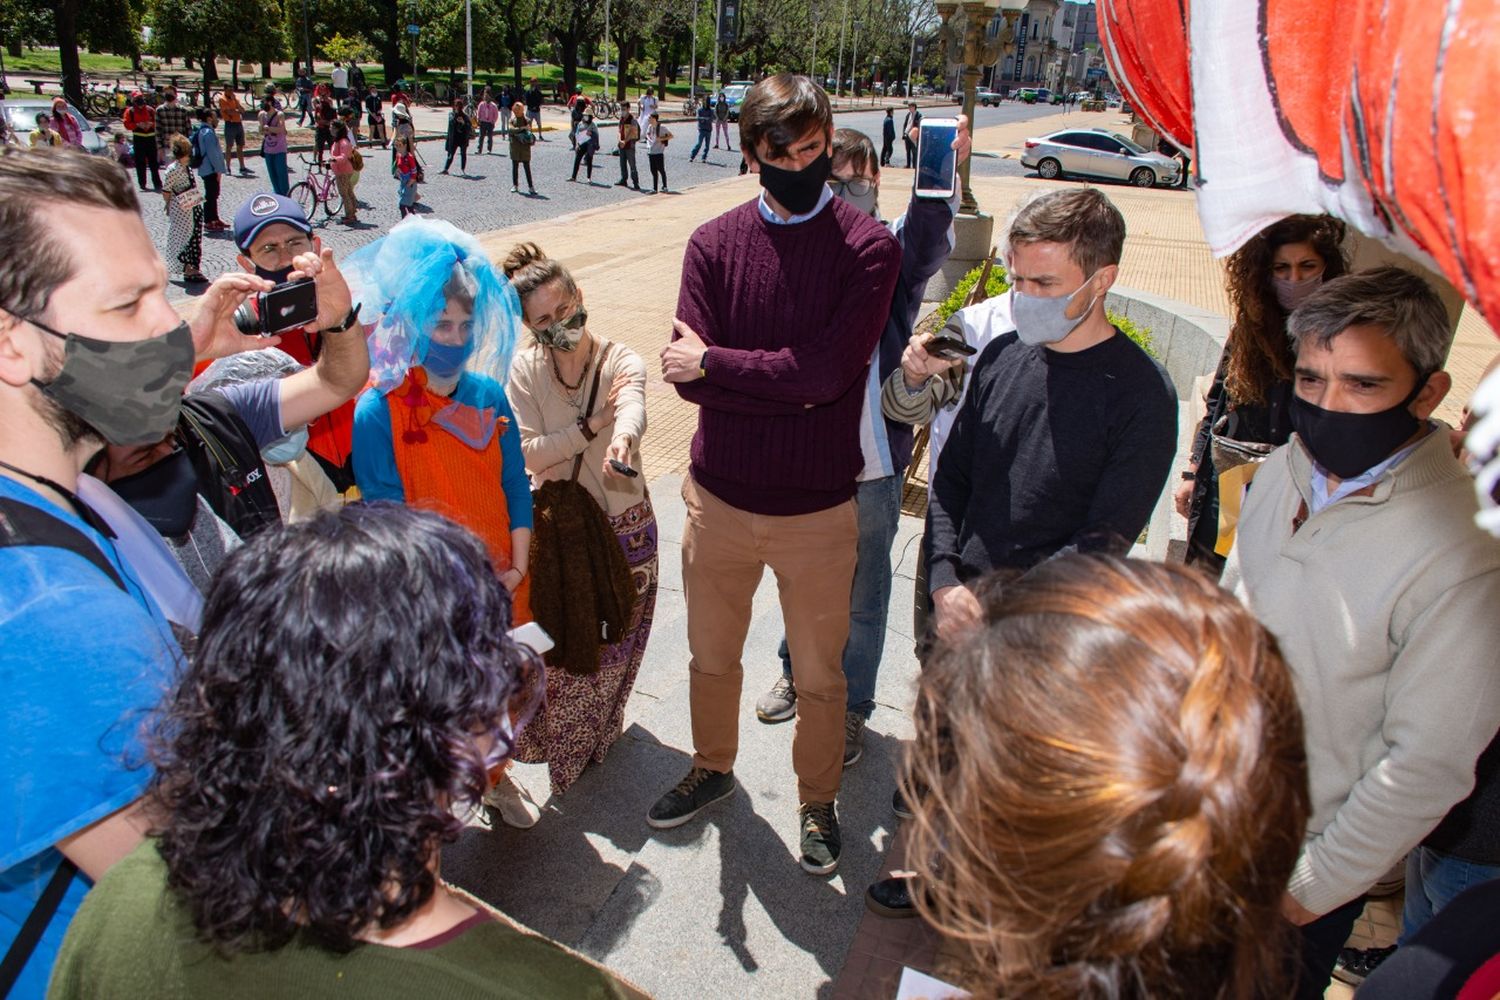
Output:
[108, 446, 201, 538]
[1290, 374, 1429, 479]
[756, 149, 832, 216]
[254, 264, 295, 285]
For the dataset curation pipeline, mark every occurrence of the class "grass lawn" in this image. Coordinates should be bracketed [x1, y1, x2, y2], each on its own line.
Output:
[5, 47, 136, 75]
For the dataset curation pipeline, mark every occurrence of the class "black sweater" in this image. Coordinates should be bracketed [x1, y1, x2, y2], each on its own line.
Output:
[927, 330, 1177, 591]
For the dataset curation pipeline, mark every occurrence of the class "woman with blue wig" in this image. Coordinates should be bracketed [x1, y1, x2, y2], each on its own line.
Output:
[348, 217, 533, 624]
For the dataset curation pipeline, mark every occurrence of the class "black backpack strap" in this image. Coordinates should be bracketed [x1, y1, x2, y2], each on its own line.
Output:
[0, 856, 79, 994]
[0, 496, 126, 592]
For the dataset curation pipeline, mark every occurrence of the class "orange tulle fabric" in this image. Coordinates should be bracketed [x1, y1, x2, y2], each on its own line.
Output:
[387, 367, 531, 622]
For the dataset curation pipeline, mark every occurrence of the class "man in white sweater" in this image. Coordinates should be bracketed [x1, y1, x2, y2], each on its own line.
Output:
[1222, 267, 1500, 999]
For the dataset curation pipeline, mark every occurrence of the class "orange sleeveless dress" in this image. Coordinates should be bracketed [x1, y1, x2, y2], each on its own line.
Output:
[386, 368, 531, 622]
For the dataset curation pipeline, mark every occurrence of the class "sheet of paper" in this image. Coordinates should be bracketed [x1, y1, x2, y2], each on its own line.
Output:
[894, 967, 971, 1000]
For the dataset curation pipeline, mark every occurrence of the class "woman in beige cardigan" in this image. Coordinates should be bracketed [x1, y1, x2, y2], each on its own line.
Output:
[504, 242, 656, 797]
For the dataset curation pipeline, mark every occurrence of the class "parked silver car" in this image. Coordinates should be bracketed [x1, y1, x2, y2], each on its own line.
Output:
[1020, 127, 1179, 187]
[3, 98, 110, 155]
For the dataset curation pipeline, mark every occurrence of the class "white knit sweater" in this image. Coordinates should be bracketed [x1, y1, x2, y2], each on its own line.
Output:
[1222, 427, 1500, 915]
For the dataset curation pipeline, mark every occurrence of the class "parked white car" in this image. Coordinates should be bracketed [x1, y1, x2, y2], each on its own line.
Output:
[1020, 127, 1181, 187]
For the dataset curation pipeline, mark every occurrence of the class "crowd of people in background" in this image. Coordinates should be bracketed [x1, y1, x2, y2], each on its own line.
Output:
[2, 66, 1499, 1000]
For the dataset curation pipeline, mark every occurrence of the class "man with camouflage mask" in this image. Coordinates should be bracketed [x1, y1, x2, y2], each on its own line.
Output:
[0, 148, 360, 994]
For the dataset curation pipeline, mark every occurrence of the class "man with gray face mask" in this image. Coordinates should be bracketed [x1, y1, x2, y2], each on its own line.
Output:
[863, 185, 1177, 919]
[894, 187, 1176, 644]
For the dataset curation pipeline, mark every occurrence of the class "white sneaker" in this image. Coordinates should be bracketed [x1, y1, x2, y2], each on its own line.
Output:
[483, 774, 541, 829]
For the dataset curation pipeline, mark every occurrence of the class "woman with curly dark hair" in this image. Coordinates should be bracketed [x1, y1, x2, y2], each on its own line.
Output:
[1175, 214, 1347, 574]
[904, 556, 1311, 998]
[48, 504, 644, 999]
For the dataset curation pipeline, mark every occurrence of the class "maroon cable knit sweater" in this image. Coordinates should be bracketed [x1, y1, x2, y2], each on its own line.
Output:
[673, 196, 902, 515]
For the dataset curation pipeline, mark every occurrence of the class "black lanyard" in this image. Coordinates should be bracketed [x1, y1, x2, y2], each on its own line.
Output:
[0, 459, 116, 539]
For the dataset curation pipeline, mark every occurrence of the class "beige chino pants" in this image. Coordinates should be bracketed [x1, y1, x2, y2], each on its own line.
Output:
[681, 474, 858, 804]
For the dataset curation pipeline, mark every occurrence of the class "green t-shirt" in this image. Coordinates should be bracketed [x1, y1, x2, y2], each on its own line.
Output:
[48, 842, 637, 999]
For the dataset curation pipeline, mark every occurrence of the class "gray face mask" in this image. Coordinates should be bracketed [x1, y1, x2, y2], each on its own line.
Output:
[829, 178, 879, 217]
[28, 319, 194, 446]
[1011, 272, 1100, 347]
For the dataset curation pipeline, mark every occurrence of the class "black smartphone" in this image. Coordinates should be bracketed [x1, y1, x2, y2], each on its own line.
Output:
[608, 458, 640, 478]
[926, 334, 977, 360]
[254, 279, 319, 337]
[915, 117, 959, 199]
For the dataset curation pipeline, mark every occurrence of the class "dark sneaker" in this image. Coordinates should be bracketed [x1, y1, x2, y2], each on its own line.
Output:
[647, 767, 734, 830]
[756, 676, 797, 723]
[1333, 945, 1398, 986]
[799, 801, 842, 875]
[892, 786, 914, 820]
[843, 711, 866, 768]
[865, 875, 919, 918]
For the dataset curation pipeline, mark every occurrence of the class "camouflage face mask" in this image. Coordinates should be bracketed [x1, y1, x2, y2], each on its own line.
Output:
[28, 319, 194, 446]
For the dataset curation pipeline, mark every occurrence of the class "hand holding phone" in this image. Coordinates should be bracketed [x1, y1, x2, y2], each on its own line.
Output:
[607, 457, 640, 478]
[915, 117, 959, 199]
[925, 333, 977, 360]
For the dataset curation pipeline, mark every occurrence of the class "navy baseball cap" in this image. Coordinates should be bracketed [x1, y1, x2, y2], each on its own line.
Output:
[233, 193, 313, 252]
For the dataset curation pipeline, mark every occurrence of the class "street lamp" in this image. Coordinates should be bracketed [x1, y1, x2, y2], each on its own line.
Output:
[936, 0, 1009, 214]
[850, 19, 863, 98]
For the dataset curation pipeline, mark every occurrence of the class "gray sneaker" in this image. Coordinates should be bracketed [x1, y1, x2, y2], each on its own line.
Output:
[756, 676, 797, 723]
[843, 711, 866, 768]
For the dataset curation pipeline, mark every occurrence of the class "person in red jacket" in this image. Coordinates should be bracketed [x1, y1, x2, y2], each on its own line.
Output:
[121, 92, 161, 190]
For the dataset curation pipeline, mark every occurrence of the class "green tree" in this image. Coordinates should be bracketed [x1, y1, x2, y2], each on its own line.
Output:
[547, 0, 600, 96]
[322, 30, 375, 65]
[3, 0, 143, 99]
[498, 0, 548, 88]
[149, 0, 284, 99]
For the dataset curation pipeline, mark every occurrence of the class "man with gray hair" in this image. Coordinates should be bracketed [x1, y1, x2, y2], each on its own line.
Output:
[1221, 265, 1500, 998]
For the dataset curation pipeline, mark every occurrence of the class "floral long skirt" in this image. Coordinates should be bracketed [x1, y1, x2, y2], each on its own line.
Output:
[514, 493, 659, 795]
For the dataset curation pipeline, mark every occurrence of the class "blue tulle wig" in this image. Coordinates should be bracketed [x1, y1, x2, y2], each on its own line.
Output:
[343, 217, 522, 393]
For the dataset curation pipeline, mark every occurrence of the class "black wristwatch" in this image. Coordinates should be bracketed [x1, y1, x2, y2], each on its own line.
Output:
[322, 303, 362, 334]
[1180, 470, 1197, 482]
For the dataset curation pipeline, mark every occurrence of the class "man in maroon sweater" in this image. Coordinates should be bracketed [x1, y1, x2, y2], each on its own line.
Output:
[650, 74, 901, 876]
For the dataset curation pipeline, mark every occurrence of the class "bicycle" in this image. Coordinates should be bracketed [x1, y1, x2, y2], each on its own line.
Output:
[592, 92, 618, 119]
[289, 155, 344, 220]
[414, 83, 443, 108]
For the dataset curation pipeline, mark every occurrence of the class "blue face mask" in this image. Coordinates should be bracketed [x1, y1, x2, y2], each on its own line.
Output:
[260, 426, 309, 465]
[424, 340, 472, 379]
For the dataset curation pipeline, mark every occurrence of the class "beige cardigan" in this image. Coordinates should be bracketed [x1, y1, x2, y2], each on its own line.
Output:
[1222, 427, 1500, 915]
[507, 339, 648, 517]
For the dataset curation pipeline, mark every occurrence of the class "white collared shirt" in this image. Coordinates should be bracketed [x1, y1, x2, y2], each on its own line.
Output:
[1307, 423, 1435, 514]
[757, 185, 834, 225]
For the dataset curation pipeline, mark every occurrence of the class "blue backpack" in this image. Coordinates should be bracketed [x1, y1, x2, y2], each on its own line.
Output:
[189, 125, 206, 169]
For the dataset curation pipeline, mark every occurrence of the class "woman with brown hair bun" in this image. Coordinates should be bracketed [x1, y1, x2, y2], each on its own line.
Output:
[904, 555, 1310, 999]
[1176, 214, 1347, 575]
[503, 242, 656, 799]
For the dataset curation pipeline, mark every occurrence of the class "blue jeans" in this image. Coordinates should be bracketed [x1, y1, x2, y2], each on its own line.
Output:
[264, 151, 289, 196]
[1399, 846, 1500, 944]
[691, 128, 711, 159]
[779, 475, 902, 718]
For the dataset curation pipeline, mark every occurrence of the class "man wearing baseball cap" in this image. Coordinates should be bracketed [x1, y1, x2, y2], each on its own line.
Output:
[230, 193, 364, 492]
